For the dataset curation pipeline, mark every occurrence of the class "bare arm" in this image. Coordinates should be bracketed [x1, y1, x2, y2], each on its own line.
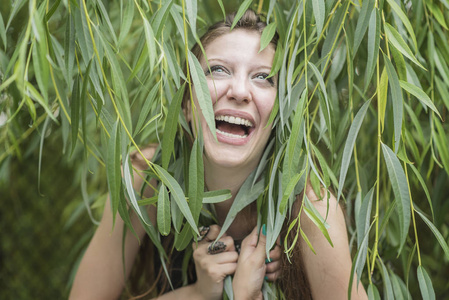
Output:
[69, 146, 157, 300]
[300, 184, 368, 300]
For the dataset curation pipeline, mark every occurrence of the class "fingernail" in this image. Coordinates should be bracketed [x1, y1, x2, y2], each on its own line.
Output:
[264, 276, 268, 281]
[262, 224, 266, 235]
[265, 258, 271, 264]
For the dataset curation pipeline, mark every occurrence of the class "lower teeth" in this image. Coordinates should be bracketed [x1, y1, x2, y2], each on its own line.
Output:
[217, 129, 248, 139]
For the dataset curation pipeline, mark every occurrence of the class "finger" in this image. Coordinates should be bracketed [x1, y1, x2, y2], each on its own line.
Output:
[267, 245, 282, 261]
[197, 226, 210, 242]
[264, 270, 281, 282]
[207, 236, 236, 254]
[265, 260, 281, 273]
[203, 224, 222, 241]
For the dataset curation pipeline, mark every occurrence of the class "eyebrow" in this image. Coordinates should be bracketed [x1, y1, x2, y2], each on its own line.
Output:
[207, 58, 272, 71]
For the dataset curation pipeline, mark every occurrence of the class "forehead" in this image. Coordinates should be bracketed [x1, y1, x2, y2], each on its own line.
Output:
[202, 29, 275, 67]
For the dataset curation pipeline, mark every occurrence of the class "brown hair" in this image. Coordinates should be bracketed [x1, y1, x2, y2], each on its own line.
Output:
[125, 9, 312, 300]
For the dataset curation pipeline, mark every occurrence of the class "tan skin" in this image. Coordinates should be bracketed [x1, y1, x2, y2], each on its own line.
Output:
[69, 29, 368, 299]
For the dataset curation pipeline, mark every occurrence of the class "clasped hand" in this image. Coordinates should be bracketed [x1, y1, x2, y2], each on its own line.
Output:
[191, 225, 281, 300]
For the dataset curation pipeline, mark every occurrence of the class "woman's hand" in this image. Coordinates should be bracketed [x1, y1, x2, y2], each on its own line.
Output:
[232, 225, 281, 300]
[192, 225, 239, 300]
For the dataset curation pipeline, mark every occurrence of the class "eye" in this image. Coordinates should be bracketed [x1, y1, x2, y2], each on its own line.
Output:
[254, 73, 275, 86]
[205, 65, 229, 76]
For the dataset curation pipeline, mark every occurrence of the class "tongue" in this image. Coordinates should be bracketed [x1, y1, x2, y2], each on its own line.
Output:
[217, 122, 246, 136]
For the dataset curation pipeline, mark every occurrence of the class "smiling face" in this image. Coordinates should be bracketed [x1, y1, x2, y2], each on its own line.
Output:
[190, 29, 277, 172]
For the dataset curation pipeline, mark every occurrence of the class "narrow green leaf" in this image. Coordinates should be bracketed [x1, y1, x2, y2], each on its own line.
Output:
[157, 184, 171, 236]
[379, 67, 388, 132]
[408, 164, 434, 220]
[70, 76, 80, 154]
[231, 0, 253, 30]
[203, 189, 232, 204]
[118, 189, 138, 240]
[106, 121, 121, 228]
[186, 0, 198, 36]
[337, 99, 371, 201]
[161, 84, 186, 169]
[368, 283, 381, 300]
[416, 210, 449, 261]
[259, 22, 277, 52]
[434, 118, 449, 176]
[379, 258, 395, 300]
[151, 0, 174, 39]
[123, 155, 149, 226]
[134, 83, 160, 135]
[174, 223, 193, 251]
[399, 80, 441, 119]
[142, 17, 156, 74]
[364, 8, 380, 91]
[153, 164, 199, 235]
[303, 204, 333, 247]
[417, 266, 436, 300]
[383, 54, 403, 152]
[385, 0, 418, 52]
[353, 0, 375, 56]
[0, 10, 6, 49]
[118, 0, 134, 46]
[426, 1, 448, 29]
[188, 50, 216, 139]
[279, 172, 303, 214]
[188, 138, 204, 224]
[381, 143, 411, 255]
[95, 0, 118, 46]
[384, 23, 425, 69]
[312, 0, 325, 36]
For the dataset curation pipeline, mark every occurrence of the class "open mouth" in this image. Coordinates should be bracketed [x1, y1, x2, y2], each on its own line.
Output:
[215, 115, 255, 138]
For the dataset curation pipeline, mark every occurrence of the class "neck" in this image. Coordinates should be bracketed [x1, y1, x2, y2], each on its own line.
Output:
[203, 157, 257, 223]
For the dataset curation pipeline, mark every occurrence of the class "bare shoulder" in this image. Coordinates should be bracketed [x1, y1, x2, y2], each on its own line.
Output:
[295, 183, 368, 299]
[130, 144, 158, 170]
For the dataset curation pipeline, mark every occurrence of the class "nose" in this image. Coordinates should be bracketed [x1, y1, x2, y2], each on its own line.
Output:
[226, 76, 252, 103]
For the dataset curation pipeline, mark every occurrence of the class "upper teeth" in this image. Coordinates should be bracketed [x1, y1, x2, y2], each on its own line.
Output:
[215, 115, 253, 127]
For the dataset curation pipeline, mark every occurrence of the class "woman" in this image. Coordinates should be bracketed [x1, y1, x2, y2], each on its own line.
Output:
[69, 10, 367, 300]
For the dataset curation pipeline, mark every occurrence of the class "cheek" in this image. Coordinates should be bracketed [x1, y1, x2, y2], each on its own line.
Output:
[207, 79, 226, 104]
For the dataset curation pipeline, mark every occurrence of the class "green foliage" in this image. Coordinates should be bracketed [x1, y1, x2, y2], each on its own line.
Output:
[1, 0, 449, 298]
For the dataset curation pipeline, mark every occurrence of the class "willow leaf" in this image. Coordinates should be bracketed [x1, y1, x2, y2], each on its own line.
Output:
[279, 172, 303, 214]
[188, 138, 204, 224]
[135, 83, 160, 135]
[384, 23, 425, 69]
[426, 1, 448, 29]
[381, 143, 411, 255]
[70, 76, 80, 154]
[303, 205, 333, 247]
[157, 184, 171, 236]
[379, 67, 388, 132]
[188, 51, 216, 139]
[383, 54, 403, 152]
[385, 0, 418, 52]
[106, 121, 121, 228]
[399, 80, 441, 119]
[203, 189, 232, 204]
[174, 223, 193, 251]
[162, 84, 186, 169]
[154, 164, 199, 235]
[408, 164, 434, 220]
[416, 210, 449, 261]
[260, 22, 277, 53]
[417, 266, 436, 300]
[364, 8, 380, 92]
[353, 0, 375, 56]
[337, 99, 371, 201]
[379, 258, 395, 300]
[142, 17, 156, 74]
[312, 0, 325, 36]
[231, 0, 253, 30]
[151, 0, 174, 39]
[0, 11, 6, 48]
[434, 119, 449, 175]
[186, 0, 198, 36]
[118, 0, 134, 46]
[368, 283, 381, 300]
[216, 172, 264, 242]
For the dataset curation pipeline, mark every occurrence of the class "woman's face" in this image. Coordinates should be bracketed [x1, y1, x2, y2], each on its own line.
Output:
[191, 29, 277, 171]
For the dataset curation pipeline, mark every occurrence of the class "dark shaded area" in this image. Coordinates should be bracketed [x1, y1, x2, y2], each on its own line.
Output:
[0, 137, 96, 299]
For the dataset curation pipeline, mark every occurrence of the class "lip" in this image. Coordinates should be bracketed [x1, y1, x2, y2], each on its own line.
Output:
[214, 109, 257, 146]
